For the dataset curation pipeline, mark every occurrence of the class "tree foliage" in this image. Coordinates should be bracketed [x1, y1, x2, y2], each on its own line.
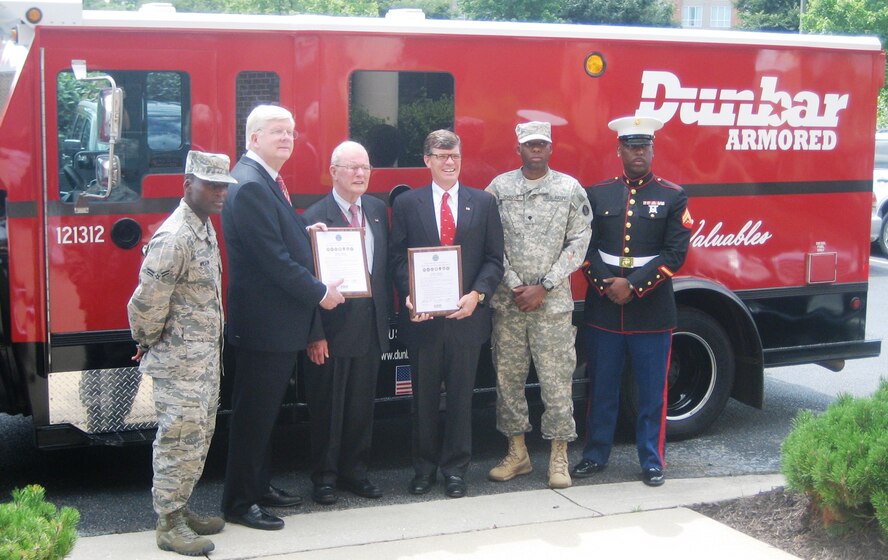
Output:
[559, 0, 675, 27]
[457, 0, 562, 22]
[87, 0, 679, 26]
[84, 0, 139, 9]
[735, 0, 800, 31]
[457, 0, 675, 25]
[87, 0, 380, 15]
[801, 0, 888, 127]
[802, 0, 888, 42]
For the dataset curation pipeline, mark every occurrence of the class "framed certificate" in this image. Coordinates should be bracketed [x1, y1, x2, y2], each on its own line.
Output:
[408, 246, 463, 316]
[311, 227, 371, 298]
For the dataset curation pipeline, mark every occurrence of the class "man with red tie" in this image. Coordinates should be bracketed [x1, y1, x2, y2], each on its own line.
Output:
[390, 129, 504, 499]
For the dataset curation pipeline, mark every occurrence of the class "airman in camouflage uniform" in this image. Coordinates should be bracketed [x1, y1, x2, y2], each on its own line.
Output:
[485, 122, 592, 489]
[128, 150, 236, 557]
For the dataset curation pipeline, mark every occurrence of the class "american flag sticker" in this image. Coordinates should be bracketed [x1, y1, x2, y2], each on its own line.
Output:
[395, 365, 412, 396]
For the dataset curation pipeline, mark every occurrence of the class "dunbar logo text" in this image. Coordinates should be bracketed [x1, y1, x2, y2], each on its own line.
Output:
[635, 71, 849, 152]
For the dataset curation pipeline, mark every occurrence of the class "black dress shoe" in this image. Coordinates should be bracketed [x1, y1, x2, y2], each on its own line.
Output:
[444, 475, 467, 498]
[224, 504, 284, 531]
[259, 485, 303, 508]
[572, 459, 606, 478]
[312, 484, 337, 505]
[340, 477, 383, 499]
[408, 475, 435, 495]
[642, 468, 665, 487]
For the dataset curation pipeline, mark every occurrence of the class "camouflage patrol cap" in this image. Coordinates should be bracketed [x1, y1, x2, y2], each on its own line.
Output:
[516, 121, 552, 144]
[185, 150, 237, 184]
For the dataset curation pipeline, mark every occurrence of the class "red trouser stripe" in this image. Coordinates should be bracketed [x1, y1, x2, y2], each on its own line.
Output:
[657, 339, 673, 468]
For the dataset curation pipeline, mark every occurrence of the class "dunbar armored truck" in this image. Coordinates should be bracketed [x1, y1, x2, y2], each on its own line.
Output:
[0, 1, 883, 448]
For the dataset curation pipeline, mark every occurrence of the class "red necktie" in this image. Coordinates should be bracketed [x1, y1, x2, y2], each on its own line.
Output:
[348, 204, 361, 228]
[440, 191, 455, 246]
[276, 175, 291, 205]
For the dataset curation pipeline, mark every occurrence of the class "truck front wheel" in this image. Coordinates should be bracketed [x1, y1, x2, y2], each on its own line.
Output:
[879, 217, 888, 256]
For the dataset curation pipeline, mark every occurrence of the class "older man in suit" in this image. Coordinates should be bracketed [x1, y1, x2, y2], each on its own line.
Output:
[302, 141, 390, 505]
[221, 105, 344, 531]
[390, 129, 504, 499]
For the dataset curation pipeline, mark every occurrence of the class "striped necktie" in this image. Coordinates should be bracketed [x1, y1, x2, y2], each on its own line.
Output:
[348, 204, 361, 228]
[275, 175, 291, 205]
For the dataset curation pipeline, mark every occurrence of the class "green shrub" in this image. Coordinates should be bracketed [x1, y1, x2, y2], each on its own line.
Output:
[782, 380, 888, 535]
[0, 485, 80, 560]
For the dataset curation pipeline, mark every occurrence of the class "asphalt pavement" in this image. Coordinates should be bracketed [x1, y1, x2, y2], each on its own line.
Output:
[70, 473, 797, 560]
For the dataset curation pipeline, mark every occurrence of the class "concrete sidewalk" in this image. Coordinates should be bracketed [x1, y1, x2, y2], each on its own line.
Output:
[70, 474, 797, 560]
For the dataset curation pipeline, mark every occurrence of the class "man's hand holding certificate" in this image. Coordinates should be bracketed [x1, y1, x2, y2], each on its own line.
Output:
[407, 246, 463, 317]
[311, 227, 371, 297]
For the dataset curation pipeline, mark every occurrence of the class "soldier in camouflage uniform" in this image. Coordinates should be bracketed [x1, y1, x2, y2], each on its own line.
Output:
[128, 151, 236, 556]
[485, 122, 592, 489]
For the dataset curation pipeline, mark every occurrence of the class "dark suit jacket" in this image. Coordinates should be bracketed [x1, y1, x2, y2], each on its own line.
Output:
[390, 184, 504, 348]
[222, 156, 327, 353]
[303, 193, 391, 356]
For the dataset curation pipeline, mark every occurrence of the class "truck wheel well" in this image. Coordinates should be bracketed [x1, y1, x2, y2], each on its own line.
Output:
[674, 282, 764, 410]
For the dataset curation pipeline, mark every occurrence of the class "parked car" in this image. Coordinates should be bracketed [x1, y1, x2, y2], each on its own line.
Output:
[871, 130, 888, 254]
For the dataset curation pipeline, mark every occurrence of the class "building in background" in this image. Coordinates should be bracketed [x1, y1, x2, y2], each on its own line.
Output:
[674, 0, 737, 29]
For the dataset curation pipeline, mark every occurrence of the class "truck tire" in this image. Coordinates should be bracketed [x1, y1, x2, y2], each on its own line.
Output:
[879, 217, 888, 256]
[620, 306, 735, 441]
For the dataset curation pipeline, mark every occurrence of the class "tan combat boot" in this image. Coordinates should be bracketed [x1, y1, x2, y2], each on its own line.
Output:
[184, 507, 225, 535]
[548, 439, 572, 489]
[488, 434, 533, 481]
[156, 508, 215, 556]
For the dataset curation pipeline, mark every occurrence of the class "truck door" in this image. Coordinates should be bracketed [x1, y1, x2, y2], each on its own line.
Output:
[41, 47, 211, 438]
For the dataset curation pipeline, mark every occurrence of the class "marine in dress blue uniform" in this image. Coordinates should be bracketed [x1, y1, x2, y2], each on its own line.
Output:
[574, 116, 693, 487]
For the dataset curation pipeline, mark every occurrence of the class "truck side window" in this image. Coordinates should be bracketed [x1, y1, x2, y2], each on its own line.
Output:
[147, 73, 185, 152]
[349, 71, 455, 168]
[236, 71, 281, 156]
[56, 70, 191, 203]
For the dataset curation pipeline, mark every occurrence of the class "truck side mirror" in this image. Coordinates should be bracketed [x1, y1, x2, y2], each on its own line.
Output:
[70, 60, 121, 201]
[99, 87, 123, 144]
[95, 155, 120, 192]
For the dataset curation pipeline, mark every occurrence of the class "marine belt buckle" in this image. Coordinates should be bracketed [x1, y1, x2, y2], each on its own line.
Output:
[620, 256, 634, 268]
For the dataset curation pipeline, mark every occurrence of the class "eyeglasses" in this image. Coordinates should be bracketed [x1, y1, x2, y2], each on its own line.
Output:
[264, 128, 297, 139]
[333, 164, 373, 172]
[428, 153, 462, 162]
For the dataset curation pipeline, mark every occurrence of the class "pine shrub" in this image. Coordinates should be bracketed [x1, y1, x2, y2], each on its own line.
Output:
[0, 484, 80, 560]
[782, 380, 888, 535]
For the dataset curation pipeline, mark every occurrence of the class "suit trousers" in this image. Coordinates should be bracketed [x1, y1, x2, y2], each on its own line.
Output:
[221, 346, 298, 516]
[581, 327, 672, 471]
[303, 336, 381, 485]
[409, 319, 482, 479]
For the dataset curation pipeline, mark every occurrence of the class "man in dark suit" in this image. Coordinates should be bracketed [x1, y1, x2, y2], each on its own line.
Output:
[302, 141, 390, 505]
[390, 129, 504, 499]
[221, 105, 345, 530]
